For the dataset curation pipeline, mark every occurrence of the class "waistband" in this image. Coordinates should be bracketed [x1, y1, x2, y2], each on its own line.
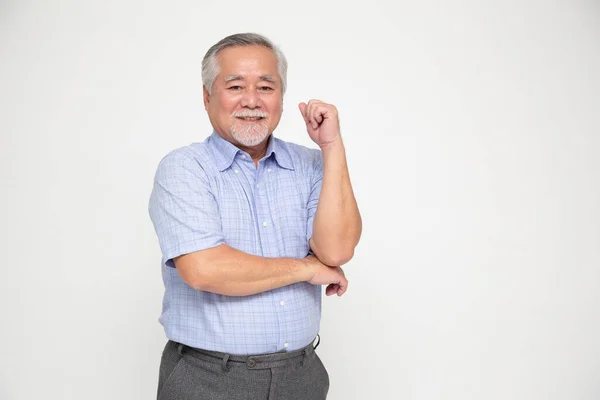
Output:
[174, 335, 320, 371]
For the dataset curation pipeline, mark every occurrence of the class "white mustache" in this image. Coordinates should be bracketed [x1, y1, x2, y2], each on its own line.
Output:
[232, 110, 269, 118]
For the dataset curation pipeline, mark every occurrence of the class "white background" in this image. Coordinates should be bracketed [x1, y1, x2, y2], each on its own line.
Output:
[1, 0, 599, 399]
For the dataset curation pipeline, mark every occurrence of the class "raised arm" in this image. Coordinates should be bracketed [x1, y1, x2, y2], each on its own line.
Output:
[299, 100, 362, 266]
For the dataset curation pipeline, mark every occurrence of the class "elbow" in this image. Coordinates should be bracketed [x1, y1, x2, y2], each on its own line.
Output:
[310, 237, 357, 266]
[186, 269, 247, 296]
[189, 275, 212, 292]
[186, 268, 226, 293]
[189, 273, 234, 295]
[173, 254, 218, 292]
[181, 269, 212, 292]
[174, 251, 250, 296]
[192, 279, 250, 297]
[317, 248, 355, 267]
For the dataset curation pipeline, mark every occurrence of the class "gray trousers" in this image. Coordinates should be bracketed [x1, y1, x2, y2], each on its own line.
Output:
[157, 338, 329, 399]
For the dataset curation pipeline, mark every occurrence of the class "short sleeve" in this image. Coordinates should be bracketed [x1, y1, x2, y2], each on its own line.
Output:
[306, 149, 323, 246]
[148, 150, 224, 268]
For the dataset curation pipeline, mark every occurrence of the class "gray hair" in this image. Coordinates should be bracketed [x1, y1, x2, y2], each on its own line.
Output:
[202, 33, 288, 95]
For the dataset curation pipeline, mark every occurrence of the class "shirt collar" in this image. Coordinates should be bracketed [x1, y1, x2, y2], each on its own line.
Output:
[208, 131, 294, 171]
[208, 131, 240, 171]
[265, 135, 294, 171]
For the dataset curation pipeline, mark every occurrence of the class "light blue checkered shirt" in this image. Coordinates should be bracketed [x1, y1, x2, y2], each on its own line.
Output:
[148, 131, 324, 355]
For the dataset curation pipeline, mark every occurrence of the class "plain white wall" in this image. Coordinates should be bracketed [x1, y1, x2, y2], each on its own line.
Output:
[1, 0, 599, 399]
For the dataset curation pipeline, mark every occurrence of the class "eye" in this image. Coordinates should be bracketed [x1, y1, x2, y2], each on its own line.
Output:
[258, 86, 274, 91]
[228, 86, 243, 91]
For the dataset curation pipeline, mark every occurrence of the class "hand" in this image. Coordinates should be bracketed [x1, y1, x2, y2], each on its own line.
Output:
[304, 255, 348, 297]
[298, 100, 341, 148]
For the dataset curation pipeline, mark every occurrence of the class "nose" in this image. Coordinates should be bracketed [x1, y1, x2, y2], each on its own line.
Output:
[240, 88, 260, 109]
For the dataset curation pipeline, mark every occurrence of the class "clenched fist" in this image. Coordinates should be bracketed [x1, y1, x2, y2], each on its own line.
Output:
[298, 100, 341, 148]
[304, 255, 348, 297]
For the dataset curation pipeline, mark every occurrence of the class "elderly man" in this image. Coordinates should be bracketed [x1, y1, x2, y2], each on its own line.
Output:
[149, 33, 361, 399]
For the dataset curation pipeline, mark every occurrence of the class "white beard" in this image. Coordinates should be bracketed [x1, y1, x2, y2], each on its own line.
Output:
[230, 120, 270, 147]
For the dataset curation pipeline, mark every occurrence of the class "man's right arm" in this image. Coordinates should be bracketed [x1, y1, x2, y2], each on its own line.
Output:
[174, 244, 347, 296]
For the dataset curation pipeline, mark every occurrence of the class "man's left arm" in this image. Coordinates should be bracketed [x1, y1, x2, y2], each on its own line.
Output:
[300, 100, 362, 266]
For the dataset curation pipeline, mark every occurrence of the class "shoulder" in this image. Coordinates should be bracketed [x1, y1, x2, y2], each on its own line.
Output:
[154, 142, 215, 180]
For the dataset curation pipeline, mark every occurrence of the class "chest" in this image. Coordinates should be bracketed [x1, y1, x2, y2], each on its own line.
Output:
[210, 161, 311, 257]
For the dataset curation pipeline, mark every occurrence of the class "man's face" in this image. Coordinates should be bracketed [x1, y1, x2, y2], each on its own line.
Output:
[204, 45, 283, 147]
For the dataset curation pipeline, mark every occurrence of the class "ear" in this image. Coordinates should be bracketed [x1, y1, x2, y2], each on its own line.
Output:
[203, 86, 210, 110]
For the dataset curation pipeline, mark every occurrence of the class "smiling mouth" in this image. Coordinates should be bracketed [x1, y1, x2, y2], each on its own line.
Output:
[236, 117, 265, 121]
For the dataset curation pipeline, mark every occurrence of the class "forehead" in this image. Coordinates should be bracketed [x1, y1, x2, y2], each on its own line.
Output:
[216, 45, 279, 80]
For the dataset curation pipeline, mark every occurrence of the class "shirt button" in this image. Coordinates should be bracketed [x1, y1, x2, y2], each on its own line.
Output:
[241, 155, 246, 159]
[267, 168, 271, 172]
[284, 343, 289, 349]
[263, 221, 268, 227]
[280, 300, 285, 306]
[256, 184, 260, 188]
[234, 169, 239, 174]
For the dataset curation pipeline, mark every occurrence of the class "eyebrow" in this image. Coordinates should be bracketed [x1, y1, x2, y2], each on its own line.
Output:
[224, 75, 277, 83]
[260, 76, 276, 83]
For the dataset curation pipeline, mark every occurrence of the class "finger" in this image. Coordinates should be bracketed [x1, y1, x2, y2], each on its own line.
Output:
[315, 104, 338, 126]
[307, 99, 323, 109]
[312, 104, 332, 128]
[298, 102, 308, 120]
[337, 274, 348, 296]
[298, 103, 311, 127]
[306, 100, 323, 129]
[313, 105, 326, 125]
[325, 284, 339, 296]
[305, 101, 315, 129]
[308, 103, 323, 130]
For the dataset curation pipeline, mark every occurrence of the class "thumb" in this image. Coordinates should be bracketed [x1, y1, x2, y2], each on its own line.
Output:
[298, 102, 308, 122]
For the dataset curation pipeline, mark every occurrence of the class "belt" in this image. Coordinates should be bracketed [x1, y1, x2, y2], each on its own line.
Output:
[175, 335, 320, 371]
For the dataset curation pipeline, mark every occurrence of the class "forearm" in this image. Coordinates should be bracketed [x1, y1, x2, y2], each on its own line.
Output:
[311, 138, 362, 266]
[174, 244, 313, 296]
